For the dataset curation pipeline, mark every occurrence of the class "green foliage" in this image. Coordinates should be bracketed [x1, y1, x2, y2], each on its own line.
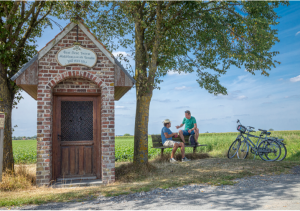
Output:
[87, 1, 289, 95]
[123, 133, 131, 136]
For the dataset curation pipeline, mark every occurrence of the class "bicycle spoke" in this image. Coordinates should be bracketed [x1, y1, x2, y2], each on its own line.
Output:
[228, 139, 239, 159]
[237, 140, 248, 159]
[258, 140, 281, 161]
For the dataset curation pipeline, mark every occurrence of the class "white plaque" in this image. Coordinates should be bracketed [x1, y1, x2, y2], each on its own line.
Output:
[56, 45, 97, 67]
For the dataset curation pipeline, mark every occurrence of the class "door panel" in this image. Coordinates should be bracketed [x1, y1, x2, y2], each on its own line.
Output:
[53, 95, 101, 180]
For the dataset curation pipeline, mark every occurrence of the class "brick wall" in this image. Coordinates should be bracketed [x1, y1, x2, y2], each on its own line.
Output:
[36, 27, 115, 186]
[53, 78, 101, 93]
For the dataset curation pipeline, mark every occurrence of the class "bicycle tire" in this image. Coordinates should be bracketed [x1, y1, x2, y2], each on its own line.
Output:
[276, 143, 287, 161]
[237, 140, 249, 159]
[258, 140, 281, 161]
[227, 139, 239, 159]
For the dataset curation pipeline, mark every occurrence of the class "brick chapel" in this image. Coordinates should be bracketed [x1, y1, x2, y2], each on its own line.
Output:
[11, 21, 135, 186]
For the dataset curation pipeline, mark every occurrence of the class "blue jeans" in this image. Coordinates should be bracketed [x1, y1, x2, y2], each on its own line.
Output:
[182, 130, 195, 136]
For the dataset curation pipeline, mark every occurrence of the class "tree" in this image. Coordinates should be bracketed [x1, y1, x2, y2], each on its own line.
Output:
[88, 1, 288, 165]
[269, 128, 274, 131]
[0, 1, 97, 171]
[124, 133, 131, 136]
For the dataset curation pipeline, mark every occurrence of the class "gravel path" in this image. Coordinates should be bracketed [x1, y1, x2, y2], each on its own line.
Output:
[7, 166, 300, 210]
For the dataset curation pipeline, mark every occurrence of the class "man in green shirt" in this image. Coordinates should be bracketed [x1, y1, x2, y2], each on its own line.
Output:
[176, 110, 199, 144]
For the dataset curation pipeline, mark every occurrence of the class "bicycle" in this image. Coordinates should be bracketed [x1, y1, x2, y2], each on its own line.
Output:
[252, 129, 286, 161]
[227, 120, 281, 161]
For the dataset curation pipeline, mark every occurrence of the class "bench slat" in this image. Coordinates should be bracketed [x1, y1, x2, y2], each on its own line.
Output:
[151, 144, 207, 149]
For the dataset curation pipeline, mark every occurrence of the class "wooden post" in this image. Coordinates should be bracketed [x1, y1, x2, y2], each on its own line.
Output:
[0, 112, 5, 182]
[193, 146, 196, 154]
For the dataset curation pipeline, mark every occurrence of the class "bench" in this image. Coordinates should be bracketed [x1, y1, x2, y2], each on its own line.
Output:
[151, 135, 207, 157]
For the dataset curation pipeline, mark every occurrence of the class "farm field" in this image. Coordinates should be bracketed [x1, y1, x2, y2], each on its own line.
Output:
[12, 130, 300, 164]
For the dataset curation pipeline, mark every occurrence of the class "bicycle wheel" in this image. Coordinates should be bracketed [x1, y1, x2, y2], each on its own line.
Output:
[227, 139, 240, 159]
[258, 140, 281, 161]
[237, 140, 249, 159]
[276, 144, 287, 161]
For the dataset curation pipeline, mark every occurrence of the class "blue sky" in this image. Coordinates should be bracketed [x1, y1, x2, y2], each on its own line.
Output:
[12, 2, 300, 137]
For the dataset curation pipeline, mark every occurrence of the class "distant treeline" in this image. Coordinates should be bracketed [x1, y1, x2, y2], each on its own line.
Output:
[13, 135, 37, 140]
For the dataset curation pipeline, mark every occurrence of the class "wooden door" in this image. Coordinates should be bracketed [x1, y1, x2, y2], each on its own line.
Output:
[53, 95, 101, 180]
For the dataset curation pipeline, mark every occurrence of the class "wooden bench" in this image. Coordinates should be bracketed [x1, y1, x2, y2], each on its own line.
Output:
[151, 135, 207, 157]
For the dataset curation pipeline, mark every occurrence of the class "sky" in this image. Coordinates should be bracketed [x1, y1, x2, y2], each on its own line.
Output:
[12, 2, 300, 137]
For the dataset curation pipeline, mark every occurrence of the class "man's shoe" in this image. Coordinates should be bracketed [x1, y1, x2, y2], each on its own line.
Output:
[182, 157, 191, 162]
[170, 158, 177, 163]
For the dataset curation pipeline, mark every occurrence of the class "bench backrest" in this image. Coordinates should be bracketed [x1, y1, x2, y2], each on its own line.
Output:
[151, 135, 191, 147]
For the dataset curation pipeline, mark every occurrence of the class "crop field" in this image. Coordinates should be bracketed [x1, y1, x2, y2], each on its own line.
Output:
[12, 130, 300, 164]
[12, 140, 37, 164]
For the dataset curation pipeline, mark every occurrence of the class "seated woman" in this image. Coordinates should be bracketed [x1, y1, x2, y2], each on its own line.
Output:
[161, 119, 191, 163]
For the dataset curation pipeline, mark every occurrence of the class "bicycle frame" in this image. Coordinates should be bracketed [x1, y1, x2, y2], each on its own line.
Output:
[238, 132, 268, 159]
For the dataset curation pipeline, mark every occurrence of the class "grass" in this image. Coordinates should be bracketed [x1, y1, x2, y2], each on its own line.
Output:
[13, 130, 300, 164]
[1, 156, 299, 207]
[3, 130, 299, 207]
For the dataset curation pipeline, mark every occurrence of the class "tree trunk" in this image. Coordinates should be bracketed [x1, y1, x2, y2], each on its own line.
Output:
[0, 64, 14, 171]
[133, 94, 152, 164]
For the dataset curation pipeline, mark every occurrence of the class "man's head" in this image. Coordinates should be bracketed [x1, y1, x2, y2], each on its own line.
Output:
[163, 119, 171, 128]
[185, 110, 191, 119]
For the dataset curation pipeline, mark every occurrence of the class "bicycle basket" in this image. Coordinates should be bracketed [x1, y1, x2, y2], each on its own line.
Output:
[237, 125, 247, 133]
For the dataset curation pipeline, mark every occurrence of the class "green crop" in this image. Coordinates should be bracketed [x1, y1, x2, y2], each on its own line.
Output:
[12, 130, 300, 164]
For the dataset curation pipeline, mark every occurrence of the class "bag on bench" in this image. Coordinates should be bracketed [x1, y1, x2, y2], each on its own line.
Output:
[189, 135, 197, 145]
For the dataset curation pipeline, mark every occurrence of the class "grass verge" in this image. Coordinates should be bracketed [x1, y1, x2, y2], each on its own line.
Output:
[1, 154, 299, 208]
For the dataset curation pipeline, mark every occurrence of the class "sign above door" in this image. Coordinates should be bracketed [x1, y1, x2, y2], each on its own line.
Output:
[56, 45, 97, 68]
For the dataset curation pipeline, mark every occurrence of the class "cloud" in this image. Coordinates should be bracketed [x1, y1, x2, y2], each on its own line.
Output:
[175, 86, 191, 90]
[285, 95, 300, 99]
[216, 91, 247, 100]
[167, 70, 189, 76]
[278, 78, 283, 81]
[296, 31, 300, 36]
[153, 99, 179, 103]
[237, 75, 247, 81]
[115, 106, 129, 110]
[175, 106, 190, 109]
[112, 51, 129, 57]
[290, 75, 300, 82]
[236, 95, 247, 100]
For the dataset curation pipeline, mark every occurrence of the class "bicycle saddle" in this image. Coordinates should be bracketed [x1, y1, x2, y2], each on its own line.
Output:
[258, 129, 271, 135]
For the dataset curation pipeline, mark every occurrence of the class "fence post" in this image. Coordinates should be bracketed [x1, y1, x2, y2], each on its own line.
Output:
[0, 112, 5, 182]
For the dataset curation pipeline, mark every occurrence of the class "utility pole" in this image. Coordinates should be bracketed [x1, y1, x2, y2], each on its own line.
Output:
[0, 112, 5, 182]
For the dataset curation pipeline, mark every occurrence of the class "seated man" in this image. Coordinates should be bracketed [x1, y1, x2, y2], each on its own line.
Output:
[161, 119, 191, 162]
[176, 110, 199, 145]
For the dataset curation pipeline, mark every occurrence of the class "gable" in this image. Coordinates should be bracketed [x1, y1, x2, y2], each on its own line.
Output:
[38, 22, 115, 64]
[11, 21, 135, 101]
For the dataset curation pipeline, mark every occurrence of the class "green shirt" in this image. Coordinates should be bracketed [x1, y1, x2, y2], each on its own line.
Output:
[182, 116, 197, 130]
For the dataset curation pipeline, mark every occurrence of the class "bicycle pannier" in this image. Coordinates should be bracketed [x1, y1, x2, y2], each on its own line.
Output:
[237, 125, 246, 133]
